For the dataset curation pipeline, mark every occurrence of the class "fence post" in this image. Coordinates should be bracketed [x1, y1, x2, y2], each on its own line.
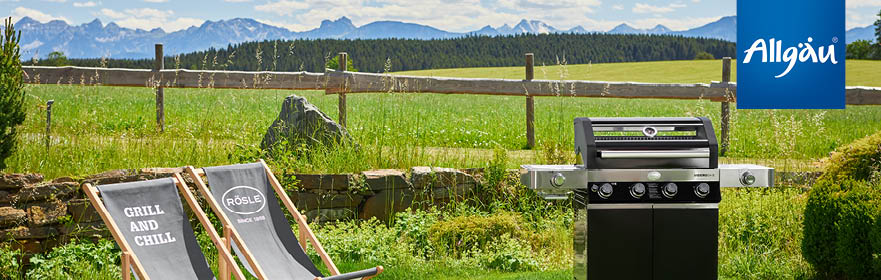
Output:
[154, 44, 165, 132]
[46, 100, 54, 154]
[720, 57, 731, 157]
[338, 52, 348, 128]
[525, 53, 535, 149]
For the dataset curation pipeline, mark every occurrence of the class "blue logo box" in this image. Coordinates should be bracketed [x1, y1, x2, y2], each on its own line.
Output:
[737, 0, 845, 109]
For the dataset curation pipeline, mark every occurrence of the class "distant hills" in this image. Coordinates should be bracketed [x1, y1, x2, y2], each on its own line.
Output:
[11, 15, 876, 59]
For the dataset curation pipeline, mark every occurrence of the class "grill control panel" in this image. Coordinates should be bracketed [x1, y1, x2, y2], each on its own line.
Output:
[587, 181, 721, 203]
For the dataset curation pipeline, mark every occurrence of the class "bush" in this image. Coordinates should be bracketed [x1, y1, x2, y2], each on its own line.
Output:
[818, 130, 881, 182]
[802, 179, 845, 275]
[0, 17, 27, 170]
[694, 51, 715, 60]
[0, 246, 22, 280]
[428, 212, 526, 257]
[26, 239, 120, 279]
[835, 181, 881, 279]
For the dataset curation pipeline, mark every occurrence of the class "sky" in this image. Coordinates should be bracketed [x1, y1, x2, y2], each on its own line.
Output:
[3, 0, 881, 33]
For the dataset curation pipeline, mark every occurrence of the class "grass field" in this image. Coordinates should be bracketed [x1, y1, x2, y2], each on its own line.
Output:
[6, 59, 874, 279]
[7, 60, 881, 178]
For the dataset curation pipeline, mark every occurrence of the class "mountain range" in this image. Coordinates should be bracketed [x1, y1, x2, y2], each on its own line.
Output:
[11, 15, 876, 59]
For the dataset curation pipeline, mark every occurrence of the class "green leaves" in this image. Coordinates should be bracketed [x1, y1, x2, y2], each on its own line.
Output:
[0, 17, 26, 170]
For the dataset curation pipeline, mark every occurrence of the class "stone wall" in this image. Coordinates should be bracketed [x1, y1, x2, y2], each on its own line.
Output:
[0, 166, 482, 255]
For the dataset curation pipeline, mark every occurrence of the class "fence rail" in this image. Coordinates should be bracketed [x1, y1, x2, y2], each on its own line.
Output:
[21, 46, 881, 155]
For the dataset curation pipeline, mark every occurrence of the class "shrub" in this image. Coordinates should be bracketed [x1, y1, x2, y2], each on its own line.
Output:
[474, 235, 539, 272]
[0, 17, 27, 170]
[428, 212, 525, 257]
[26, 239, 120, 279]
[0, 246, 22, 280]
[694, 51, 715, 60]
[802, 179, 846, 275]
[818, 130, 881, 182]
[835, 181, 881, 279]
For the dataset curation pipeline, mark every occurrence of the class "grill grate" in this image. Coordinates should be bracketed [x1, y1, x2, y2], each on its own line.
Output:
[595, 136, 697, 141]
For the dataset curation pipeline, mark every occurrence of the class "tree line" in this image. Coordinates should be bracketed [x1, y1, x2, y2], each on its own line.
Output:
[33, 33, 737, 73]
[846, 10, 881, 60]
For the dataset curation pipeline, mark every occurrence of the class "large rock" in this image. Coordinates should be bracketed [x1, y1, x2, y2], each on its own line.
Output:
[28, 200, 67, 226]
[261, 95, 353, 152]
[293, 192, 363, 211]
[360, 189, 414, 222]
[362, 169, 410, 192]
[0, 207, 26, 227]
[0, 173, 43, 189]
[294, 174, 354, 191]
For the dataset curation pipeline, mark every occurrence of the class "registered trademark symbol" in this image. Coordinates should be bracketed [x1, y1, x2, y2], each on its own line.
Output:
[832, 37, 839, 43]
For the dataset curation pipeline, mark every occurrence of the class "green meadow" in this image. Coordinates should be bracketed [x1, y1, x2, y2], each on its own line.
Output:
[7, 60, 881, 178]
[2, 59, 878, 279]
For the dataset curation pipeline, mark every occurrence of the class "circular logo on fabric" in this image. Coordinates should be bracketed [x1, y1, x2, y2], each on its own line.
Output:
[221, 186, 267, 215]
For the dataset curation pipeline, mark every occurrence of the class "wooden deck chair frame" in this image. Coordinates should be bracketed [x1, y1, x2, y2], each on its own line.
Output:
[83, 174, 248, 280]
[184, 159, 383, 280]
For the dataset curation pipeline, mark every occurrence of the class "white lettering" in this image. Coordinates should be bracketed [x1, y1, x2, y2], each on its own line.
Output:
[122, 205, 166, 217]
[743, 37, 838, 78]
[133, 232, 177, 247]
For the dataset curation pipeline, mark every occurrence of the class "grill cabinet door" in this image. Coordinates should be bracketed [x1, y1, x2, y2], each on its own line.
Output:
[652, 207, 719, 280]
[586, 205, 653, 280]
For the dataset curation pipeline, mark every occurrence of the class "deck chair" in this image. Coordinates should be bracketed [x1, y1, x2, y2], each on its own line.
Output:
[183, 160, 384, 280]
[83, 176, 247, 280]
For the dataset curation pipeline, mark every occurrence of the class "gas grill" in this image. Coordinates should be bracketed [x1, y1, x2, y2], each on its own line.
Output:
[521, 117, 774, 280]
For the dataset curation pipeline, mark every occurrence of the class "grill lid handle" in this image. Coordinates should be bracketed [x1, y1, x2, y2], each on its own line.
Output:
[599, 149, 710, 159]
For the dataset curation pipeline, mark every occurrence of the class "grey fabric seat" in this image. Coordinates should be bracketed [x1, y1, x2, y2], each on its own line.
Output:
[84, 178, 246, 280]
[187, 161, 383, 280]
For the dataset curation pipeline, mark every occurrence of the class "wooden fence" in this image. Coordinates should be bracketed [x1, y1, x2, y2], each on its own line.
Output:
[22, 45, 881, 155]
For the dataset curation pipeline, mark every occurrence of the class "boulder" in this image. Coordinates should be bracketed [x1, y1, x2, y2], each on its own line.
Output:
[28, 200, 68, 226]
[0, 173, 43, 189]
[293, 192, 364, 211]
[15, 182, 78, 203]
[360, 189, 414, 222]
[261, 95, 353, 152]
[294, 173, 354, 191]
[67, 199, 102, 223]
[362, 169, 410, 192]
[0, 207, 26, 227]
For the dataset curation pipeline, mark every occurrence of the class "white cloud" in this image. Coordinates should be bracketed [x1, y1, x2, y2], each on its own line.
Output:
[10, 7, 70, 23]
[255, 0, 309, 16]
[612, 4, 623, 10]
[632, 3, 686, 14]
[100, 8, 126, 19]
[846, 0, 881, 8]
[143, 0, 168, 2]
[254, 0, 603, 32]
[72, 1, 97, 7]
[99, 7, 202, 31]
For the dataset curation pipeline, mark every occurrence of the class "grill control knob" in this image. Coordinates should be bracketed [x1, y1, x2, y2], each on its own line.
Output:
[598, 183, 614, 199]
[694, 183, 711, 198]
[630, 183, 646, 198]
[740, 171, 756, 186]
[662, 183, 678, 198]
[550, 173, 566, 187]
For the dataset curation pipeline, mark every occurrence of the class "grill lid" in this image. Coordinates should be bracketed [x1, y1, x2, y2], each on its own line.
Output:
[575, 117, 719, 169]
